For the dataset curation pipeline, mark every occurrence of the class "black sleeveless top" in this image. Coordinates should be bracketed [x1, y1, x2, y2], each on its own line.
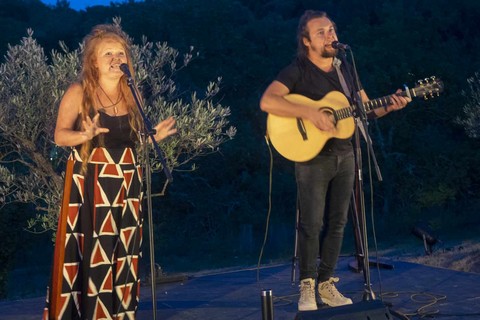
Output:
[94, 112, 137, 149]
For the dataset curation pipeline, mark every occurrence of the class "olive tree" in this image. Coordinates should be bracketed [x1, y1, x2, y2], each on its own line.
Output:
[457, 72, 480, 139]
[0, 23, 235, 235]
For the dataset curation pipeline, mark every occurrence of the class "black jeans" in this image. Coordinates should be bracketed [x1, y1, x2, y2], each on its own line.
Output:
[295, 151, 355, 282]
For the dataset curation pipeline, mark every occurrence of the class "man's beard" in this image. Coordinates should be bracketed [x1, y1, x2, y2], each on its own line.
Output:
[321, 47, 337, 58]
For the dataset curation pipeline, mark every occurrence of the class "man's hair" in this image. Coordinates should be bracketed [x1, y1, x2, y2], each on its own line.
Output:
[296, 10, 334, 58]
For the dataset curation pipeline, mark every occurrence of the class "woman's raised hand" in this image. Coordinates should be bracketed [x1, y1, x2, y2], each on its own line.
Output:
[81, 113, 110, 140]
[153, 116, 177, 142]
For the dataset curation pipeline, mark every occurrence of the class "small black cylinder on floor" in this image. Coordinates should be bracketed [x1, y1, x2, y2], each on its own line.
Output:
[261, 289, 274, 320]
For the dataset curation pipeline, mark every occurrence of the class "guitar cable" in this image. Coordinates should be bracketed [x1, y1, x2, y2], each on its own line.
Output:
[256, 135, 274, 284]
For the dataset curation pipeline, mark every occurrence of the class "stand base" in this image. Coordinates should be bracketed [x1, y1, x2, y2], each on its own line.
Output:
[144, 264, 188, 284]
[348, 258, 394, 273]
[156, 274, 188, 284]
[295, 300, 393, 320]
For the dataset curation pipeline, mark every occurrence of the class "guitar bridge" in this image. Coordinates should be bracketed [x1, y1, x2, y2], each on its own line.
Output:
[296, 118, 308, 141]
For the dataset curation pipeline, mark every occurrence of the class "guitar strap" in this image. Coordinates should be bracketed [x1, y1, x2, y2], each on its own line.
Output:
[333, 57, 372, 144]
[332, 57, 352, 99]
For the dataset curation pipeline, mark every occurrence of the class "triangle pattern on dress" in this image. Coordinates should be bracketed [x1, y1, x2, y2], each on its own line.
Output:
[125, 310, 136, 320]
[119, 255, 139, 281]
[120, 226, 137, 252]
[63, 262, 80, 289]
[99, 268, 114, 293]
[67, 204, 81, 230]
[90, 148, 114, 164]
[93, 297, 111, 320]
[94, 179, 111, 208]
[88, 277, 98, 297]
[116, 282, 133, 309]
[123, 170, 134, 193]
[57, 293, 70, 318]
[54, 148, 143, 317]
[91, 240, 110, 267]
[115, 257, 126, 282]
[112, 184, 126, 208]
[126, 198, 140, 221]
[99, 210, 118, 236]
[72, 174, 85, 203]
[128, 255, 139, 280]
[72, 291, 82, 316]
[100, 163, 121, 178]
[119, 148, 135, 165]
[72, 232, 85, 259]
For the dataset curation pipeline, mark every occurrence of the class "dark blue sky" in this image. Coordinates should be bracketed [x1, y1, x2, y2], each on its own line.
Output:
[41, 0, 143, 11]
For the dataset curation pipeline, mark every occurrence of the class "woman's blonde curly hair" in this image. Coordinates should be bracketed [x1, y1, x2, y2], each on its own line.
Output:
[77, 24, 142, 173]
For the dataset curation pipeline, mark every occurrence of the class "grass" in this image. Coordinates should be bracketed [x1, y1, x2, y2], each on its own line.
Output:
[378, 235, 480, 274]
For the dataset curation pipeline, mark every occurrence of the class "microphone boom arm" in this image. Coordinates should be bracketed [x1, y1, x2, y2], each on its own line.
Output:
[120, 63, 173, 182]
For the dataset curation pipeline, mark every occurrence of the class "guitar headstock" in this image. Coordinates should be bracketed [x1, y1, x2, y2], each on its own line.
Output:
[412, 76, 444, 100]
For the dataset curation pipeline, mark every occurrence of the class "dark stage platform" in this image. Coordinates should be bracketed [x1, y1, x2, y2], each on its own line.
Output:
[1, 256, 479, 319]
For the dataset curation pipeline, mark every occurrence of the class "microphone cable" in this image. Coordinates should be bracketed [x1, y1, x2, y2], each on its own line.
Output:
[256, 135, 274, 283]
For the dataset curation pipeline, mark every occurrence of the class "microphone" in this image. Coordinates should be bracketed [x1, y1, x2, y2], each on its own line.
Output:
[119, 63, 132, 78]
[332, 41, 350, 50]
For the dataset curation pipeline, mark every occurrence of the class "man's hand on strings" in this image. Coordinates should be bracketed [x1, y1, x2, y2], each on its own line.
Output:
[386, 89, 411, 112]
[310, 109, 335, 132]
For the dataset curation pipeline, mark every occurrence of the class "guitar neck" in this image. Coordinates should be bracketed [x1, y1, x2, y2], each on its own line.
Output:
[334, 89, 411, 120]
[364, 89, 411, 112]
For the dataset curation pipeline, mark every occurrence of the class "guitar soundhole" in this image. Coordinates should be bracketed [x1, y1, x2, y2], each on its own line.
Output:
[321, 107, 337, 125]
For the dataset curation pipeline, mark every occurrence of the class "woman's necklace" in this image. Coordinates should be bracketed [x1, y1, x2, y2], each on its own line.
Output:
[96, 86, 122, 115]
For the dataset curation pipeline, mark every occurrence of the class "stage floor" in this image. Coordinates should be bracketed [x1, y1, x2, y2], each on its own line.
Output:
[1, 256, 479, 319]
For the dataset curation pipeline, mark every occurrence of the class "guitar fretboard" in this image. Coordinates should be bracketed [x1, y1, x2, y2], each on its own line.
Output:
[333, 91, 409, 120]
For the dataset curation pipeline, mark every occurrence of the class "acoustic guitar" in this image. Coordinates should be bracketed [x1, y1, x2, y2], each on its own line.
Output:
[266, 76, 444, 162]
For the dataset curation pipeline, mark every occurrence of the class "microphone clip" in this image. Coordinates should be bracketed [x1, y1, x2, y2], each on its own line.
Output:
[119, 63, 134, 84]
[332, 41, 350, 50]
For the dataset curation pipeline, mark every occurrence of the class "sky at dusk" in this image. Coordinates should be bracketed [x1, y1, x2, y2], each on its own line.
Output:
[41, 0, 143, 11]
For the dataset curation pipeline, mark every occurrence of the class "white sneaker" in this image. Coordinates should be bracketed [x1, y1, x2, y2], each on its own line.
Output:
[318, 277, 353, 307]
[298, 278, 318, 311]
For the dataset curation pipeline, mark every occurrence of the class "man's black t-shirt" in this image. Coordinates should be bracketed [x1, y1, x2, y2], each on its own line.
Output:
[275, 56, 353, 156]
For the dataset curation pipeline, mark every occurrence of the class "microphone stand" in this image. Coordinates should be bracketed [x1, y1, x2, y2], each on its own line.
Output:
[121, 64, 173, 320]
[338, 51, 380, 301]
[339, 48, 409, 320]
